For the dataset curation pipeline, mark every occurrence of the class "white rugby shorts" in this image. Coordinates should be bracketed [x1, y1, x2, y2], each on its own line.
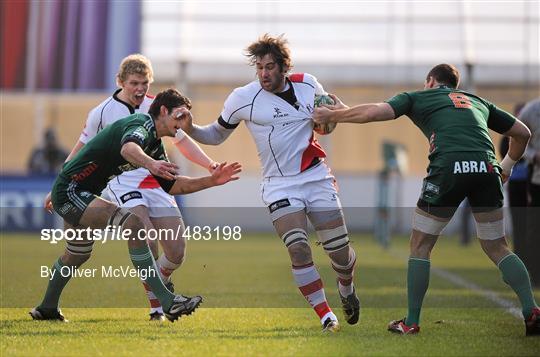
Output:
[261, 162, 342, 221]
[103, 174, 180, 218]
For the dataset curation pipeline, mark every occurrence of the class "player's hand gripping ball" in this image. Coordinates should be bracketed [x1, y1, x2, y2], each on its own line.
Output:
[313, 94, 337, 135]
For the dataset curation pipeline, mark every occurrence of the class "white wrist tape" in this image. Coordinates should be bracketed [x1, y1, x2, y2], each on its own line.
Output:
[500, 154, 517, 174]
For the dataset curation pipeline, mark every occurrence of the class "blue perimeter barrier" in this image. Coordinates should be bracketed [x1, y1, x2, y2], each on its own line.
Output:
[1, 175, 58, 232]
[0, 175, 181, 232]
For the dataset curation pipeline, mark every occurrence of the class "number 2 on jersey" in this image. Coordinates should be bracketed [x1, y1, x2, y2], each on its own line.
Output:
[448, 92, 472, 109]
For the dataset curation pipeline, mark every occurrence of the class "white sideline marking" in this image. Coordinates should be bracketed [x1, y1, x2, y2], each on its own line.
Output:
[431, 266, 522, 319]
[390, 250, 522, 319]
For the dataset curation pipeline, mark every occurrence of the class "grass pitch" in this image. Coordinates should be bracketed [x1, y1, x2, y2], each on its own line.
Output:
[1, 233, 539, 356]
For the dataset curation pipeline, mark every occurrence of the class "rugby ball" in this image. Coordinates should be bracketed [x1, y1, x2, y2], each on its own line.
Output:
[313, 94, 337, 135]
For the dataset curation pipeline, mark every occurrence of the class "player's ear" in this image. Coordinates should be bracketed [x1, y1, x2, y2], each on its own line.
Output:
[159, 105, 168, 118]
[424, 76, 434, 89]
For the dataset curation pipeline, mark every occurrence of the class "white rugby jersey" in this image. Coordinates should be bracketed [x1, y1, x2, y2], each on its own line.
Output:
[220, 73, 327, 178]
[78, 89, 169, 189]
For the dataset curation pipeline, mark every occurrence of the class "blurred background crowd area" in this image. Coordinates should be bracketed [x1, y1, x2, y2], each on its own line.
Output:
[1, 0, 538, 177]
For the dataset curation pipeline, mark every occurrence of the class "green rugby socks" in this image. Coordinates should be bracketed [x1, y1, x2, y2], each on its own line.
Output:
[129, 245, 175, 311]
[498, 253, 538, 319]
[405, 257, 431, 326]
[39, 258, 72, 309]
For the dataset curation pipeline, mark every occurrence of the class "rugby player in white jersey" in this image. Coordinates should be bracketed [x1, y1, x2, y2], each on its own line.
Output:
[42, 54, 218, 321]
[178, 34, 360, 332]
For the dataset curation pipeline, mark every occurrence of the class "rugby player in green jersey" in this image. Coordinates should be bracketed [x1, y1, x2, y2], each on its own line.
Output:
[313, 64, 539, 336]
[30, 89, 241, 322]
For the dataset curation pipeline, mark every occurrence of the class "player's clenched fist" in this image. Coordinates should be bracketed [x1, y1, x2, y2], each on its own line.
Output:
[313, 106, 335, 125]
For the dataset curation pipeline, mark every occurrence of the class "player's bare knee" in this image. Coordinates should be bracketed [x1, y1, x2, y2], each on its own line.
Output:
[288, 241, 312, 266]
[410, 230, 438, 258]
[125, 215, 146, 236]
[159, 234, 186, 264]
[328, 244, 353, 266]
[479, 237, 510, 264]
[165, 249, 185, 266]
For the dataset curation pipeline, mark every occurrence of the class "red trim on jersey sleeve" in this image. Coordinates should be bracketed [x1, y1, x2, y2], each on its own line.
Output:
[138, 174, 161, 189]
[145, 94, 155, 99]
[300, 134, 327, 172]
[288, 73, 305, 83]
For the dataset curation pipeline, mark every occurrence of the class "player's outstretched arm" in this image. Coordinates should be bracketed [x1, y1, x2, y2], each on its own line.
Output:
[165, 162, 242, 195]
[172, 134, 218, 173]
[500, 120, 531, 182]
[177, 109, 234, 145]
[313, 102, 396, 125]
[120, 142, 178, 180]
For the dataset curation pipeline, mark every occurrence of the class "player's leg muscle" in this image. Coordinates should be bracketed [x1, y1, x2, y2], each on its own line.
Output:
[151, 215, 186, 266]
[410, 208, 447, 259]
[274, 211, 312, 266]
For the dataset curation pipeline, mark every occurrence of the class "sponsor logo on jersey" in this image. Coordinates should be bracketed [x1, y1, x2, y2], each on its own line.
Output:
[80, 191, 92, 198]
[58, 202, 74, 215]
[268, 198, 291, 213]
[273, 107, 289, 119]
[120, 191, 143, 203]
[453, 161, 494, 174]
[71, 162, 98, 182]
[129, 127, 147, 144]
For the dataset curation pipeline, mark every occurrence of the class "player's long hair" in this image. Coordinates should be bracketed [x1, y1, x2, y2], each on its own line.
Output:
[148, 89, 192, 118]
[245, 33, 292, 73]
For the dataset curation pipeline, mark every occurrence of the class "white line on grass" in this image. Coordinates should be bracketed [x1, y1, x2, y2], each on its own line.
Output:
[430, 266, 522, 319]
[389, 250, 522, 319]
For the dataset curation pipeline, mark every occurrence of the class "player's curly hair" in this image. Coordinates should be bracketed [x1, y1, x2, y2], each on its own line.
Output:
[426, 64, 460, 88]
[245, 33, 292, 72]
[148, 88, 192, 118]
[116, 54, 154, 85]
